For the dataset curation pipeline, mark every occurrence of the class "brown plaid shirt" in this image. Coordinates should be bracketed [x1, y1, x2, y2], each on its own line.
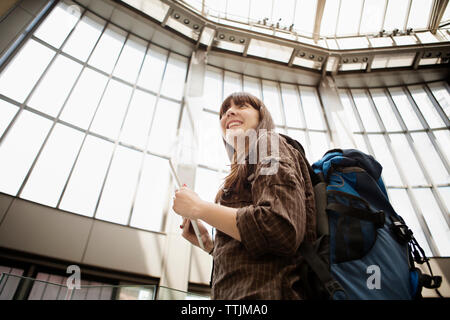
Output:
[211, 134, 317, 300]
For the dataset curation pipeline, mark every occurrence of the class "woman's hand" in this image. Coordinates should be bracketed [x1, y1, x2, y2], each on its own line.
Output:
[172, 184, 205, 220]
[180, 218, 214, 253]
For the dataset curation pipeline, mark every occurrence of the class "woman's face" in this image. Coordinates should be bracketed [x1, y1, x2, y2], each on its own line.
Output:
[220, 100, 260, 138]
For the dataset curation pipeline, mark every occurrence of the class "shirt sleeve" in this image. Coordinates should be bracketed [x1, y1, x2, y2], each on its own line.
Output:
[235, 145, 308, 258]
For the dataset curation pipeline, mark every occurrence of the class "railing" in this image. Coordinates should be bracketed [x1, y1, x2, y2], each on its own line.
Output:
[0, 273, 209, 300]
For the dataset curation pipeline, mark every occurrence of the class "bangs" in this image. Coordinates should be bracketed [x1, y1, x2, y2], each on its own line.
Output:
[219, 92, 261, 119]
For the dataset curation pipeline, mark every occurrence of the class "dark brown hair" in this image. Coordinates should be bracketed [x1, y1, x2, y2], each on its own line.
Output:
[214, 92, 275, 203]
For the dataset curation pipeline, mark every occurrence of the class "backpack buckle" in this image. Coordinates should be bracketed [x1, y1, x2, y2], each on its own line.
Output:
[389, 216, 413, 244]
[324, 280, 347, 299]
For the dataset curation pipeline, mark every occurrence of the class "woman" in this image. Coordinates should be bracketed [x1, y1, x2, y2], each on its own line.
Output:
[172, 92, 316, 299]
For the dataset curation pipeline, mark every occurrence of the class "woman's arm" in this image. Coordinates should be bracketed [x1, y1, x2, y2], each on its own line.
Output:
[172, 186, 241, 242]
[196, 201, 241, 242]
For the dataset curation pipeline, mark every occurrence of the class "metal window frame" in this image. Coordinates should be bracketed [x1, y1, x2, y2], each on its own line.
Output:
[0, 1, 188, 236]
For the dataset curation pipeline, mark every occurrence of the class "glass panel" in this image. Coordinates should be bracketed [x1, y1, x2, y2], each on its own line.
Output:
[117, 286, 155, 300]
[410, 132, 448, 185]
[130, 155, 170, 231]
[227, 0, 250, 22]
[371, 54, 416, 69]
[309, 131, 329, 161]
[412, 188, 450, 257]
[147, 98, 180, 156]
[275, 126, 286, 135]
[280, 84, 303, 128]
[383, 0, 409, 32]
[293, 0, 317, 34]
[113, 35, 147, 84]
[367, 134, 403, 186]
[120, 89, 156, 150]
[261, 80, 283, 126]
[433, 130, 450, 165]
[393, 35, 418, 45]
[33, 1, 81, 49]
[337, 37, 368, 49]
[427, 82, 450, 118]
[138, 0, 170, 22]
[369, 36, 395, 47]
[62, 12, 105, 62]
[286, 129, 309, 160]
[204, 66, 223, 112]
[28, 273, 49, 300]
[60, 68, 109, 129]
[243, 76, 261, 100]
[198, 111, 228, 169]
[359, 0, 385, 34]
[28, 55, 83, 117]
[95, 145, 142, 225]
[0, 266, 24, 300]
[369, 89, 402, 132]
[223, 71, 242, 100]
[20, 124, 84, 207]
[338, 90, 361, 132]
[0, 39, 55, 103]
[271, 0, 295, 26]
[90, 80, 133, 140]
[156, 286, 209, 300]
[389, 88, 423, 130]
[22, 272, 122, 300]
[351, 90, 381, 132]
[437, 187, 450, 216]
[415, 32, 440, 44]
[0, 110, 52, 196]
[354, 134, 369, 155]
[160, 53, 188, 100]
[59, 135, 114, 217]
[137, 44, 168, 93]
[336, 0, 363, 36]
[198, 112, 221, 168]
[247, 40, 293, 63]
[407, 0, 433, 30]
[387, 188, 432, 257]
[299, 86, 325, 130]
[389, 133, 427, 186]
[408, 85, 445, 128]
[88, 25, 127, 74]
[195, 167, 227, 235]
[248, 0, 272, 24]
[0, 100, 19, 138]
[321, 0, 340, 36]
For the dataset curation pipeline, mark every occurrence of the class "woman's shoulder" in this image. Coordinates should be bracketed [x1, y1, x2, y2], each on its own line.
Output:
[257, 131, 302, 165]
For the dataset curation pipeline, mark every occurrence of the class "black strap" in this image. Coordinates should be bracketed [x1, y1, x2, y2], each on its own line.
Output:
[299, 242, 348, 299]
[327, 202, 385, 228]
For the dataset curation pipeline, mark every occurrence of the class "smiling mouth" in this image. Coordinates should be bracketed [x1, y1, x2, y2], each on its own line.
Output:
[227, 121, 243, 129]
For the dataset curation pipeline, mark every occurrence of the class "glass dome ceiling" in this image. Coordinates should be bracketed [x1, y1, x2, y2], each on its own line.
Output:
[177, 0, 449, 39]
[119, 0, 450, 71]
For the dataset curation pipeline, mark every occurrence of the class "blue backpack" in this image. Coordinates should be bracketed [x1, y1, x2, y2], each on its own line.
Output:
[279, 134, 442, 300]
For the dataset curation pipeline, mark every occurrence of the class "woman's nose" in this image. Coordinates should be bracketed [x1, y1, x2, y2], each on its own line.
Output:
[225, 107, 237, 117]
